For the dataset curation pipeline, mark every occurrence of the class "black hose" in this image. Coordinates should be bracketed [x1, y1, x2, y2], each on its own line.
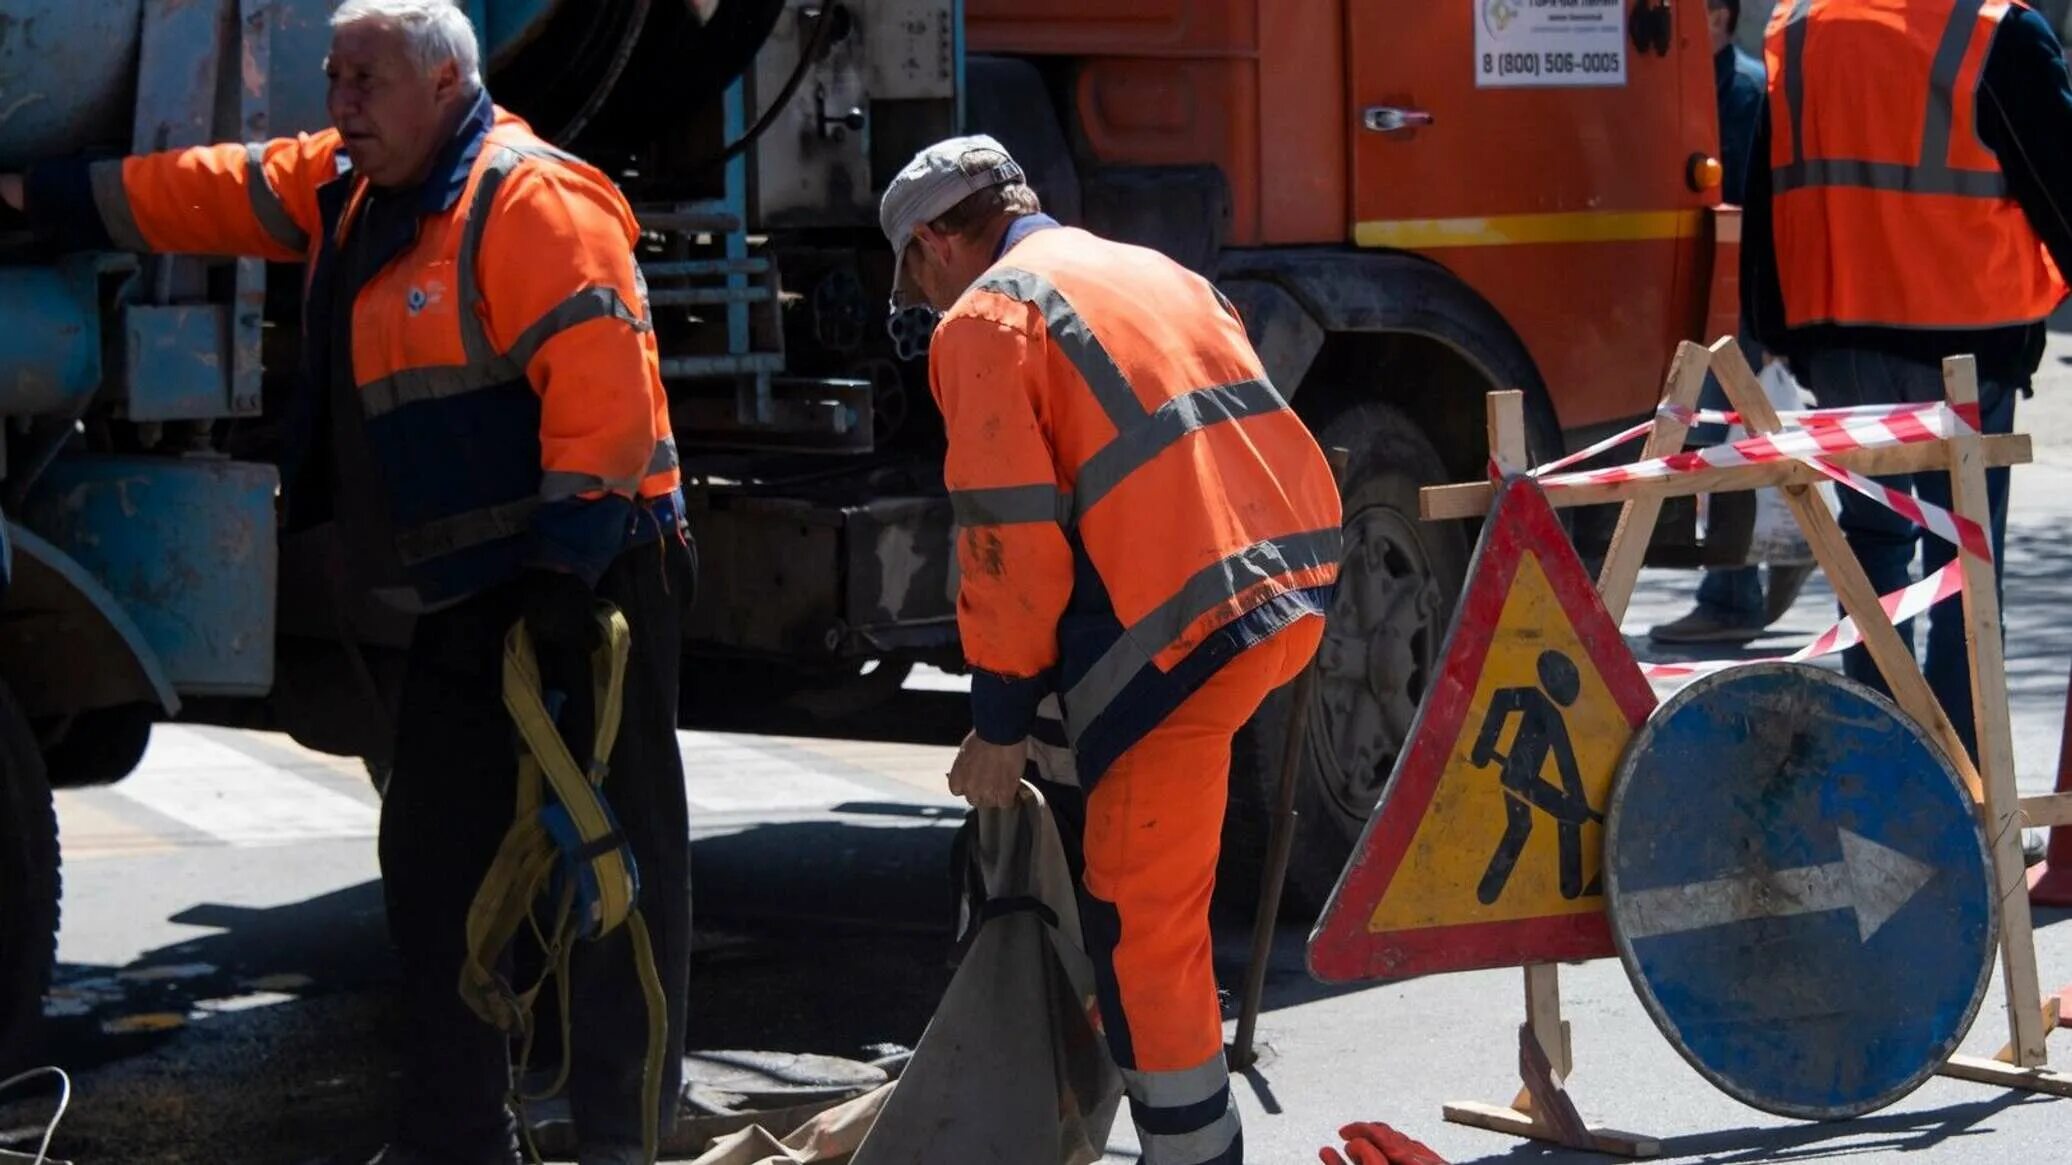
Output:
[691, 3, 843, 174]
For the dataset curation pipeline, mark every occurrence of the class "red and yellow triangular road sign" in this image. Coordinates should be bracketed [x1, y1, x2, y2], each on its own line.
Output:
[1308, 476, 1657, 984]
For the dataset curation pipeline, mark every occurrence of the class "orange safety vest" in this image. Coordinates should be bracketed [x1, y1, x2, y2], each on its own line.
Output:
[929, 221, 1341, 781]
[1765, 0, 2066, 329]
[66, 92, 679, 604]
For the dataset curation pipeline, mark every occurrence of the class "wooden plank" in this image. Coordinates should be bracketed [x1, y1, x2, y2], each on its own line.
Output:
[1943, 356, 2048, 1070]
[1996, 995, 2062, 1064]
[2020, 792, 2072, 829]
[1442, 1102, 1663, 1157]
[1708, 340, 1982, 800]
[1490, 399, 1576, 1112]
[1938, 1054, 2072, 1097]
[1420, 433, 2033, 521]
[1488, 390, 1529, 476]
[1597, 342, 1710, 622]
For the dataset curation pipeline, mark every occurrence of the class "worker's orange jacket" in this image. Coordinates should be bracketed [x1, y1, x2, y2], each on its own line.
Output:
[930, 217, 1341, 781]
[1765, 0, 2065, 328]
[26, 92, 679, 604]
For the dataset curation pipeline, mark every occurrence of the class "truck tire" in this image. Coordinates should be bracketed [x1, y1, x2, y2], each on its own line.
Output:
[40, 702, 152, 789]
[1225, 402, 1467, 915]
[0, 680, 59, 1072]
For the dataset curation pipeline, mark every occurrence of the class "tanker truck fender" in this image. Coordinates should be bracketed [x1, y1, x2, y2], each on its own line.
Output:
[0, 523, 180, 722]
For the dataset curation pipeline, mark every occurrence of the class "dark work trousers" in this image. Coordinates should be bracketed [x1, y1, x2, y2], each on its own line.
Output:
[1798, 347, 2016, 765]
[380, 533, 693, 1162]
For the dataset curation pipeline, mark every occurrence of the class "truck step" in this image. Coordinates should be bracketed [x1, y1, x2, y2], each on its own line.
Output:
[648, 286, 775, 307]
[640, 258, 772, 278]
[660, 353, 787, 379]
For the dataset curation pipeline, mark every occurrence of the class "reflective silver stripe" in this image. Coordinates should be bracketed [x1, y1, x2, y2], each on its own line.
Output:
[541, 470, 642, 501]
[972, 268, 1147, 431]
[1073, 379, 1287, 519]
[1062, 526, 1342, 733]
[1135, 1108, 1240, 1165]
[1124, 1056, 1239, 1165]
[1923, 0, 1988, 167]
[1777, 0, 2009, 200]
[394, 498, 539, 565]
[646, 434, 679, 476]
[358, 285, 648, 418]
[244, 143, 310, 253]
[1122, 1056, 1231, 1109]
[88, 159, 148, 252]
[950, 484, 1069, 528]
[455, 148, 523, 363]
[1782, 0, 1813, 168]
[1771, 157, 2009, 197]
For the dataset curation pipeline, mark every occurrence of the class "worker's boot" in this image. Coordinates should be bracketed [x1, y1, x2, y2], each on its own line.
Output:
[1647, 606, 1763, 645]
[1762, 563, 1814, 626]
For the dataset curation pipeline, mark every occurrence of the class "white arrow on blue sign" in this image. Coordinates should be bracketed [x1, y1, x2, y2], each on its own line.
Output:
[1606, 663, 1997, 1121]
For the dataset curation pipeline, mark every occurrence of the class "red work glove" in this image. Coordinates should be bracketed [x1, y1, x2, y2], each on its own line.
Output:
[1318, 1122, 1449, 1165]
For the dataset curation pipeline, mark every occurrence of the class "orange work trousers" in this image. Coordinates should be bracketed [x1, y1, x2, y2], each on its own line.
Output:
[1019, 616, 1317, 1163]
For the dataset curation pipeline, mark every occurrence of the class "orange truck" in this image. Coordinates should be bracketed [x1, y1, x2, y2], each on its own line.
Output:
[953, 0, 1739, 900]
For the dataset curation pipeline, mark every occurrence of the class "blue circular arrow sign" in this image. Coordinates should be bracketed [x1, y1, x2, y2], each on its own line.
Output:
[1606, 663, 1997, 1120]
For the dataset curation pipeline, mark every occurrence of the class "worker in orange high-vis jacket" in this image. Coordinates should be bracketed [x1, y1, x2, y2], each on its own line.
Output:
[1743, 0, 2072, 764]
[3, 3, 691, 1162]
[881, 135, 1342, 1165]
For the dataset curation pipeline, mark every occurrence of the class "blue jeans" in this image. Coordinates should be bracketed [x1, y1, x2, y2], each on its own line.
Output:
[1798, 347, 2016, 765]
[1693, 345, 1765, 624]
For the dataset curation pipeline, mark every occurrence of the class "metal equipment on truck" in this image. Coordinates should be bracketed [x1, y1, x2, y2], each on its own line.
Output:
[0, 0, 1738, 1066]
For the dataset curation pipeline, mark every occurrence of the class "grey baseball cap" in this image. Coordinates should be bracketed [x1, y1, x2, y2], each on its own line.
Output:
[879, 134, 1025, 310]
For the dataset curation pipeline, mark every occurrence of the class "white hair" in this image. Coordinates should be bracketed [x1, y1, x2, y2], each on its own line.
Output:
[331, 0, 484, 92]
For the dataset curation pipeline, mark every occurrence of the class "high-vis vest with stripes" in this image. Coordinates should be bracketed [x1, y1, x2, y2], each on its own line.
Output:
[73, 94, 679, 604]
[930, 224, 1341, 782]
[1765, 0, 2066, 328]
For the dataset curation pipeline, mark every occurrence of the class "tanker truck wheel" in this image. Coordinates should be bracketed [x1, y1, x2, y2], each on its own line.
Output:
[0, 680, 60, 1072]
[1224, 402, 1466, 915]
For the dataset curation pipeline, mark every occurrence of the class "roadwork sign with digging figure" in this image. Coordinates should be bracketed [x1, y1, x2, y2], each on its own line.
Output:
[1308, 475, 1656, 984]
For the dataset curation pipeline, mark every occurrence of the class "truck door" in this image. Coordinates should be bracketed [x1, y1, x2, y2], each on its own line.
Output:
[1348, 0, 1720, 430]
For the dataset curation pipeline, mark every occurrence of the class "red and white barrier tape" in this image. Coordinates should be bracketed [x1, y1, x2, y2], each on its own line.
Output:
[1523, 401, 1980, 480]
[1533, 401, 1992, 563]
[1641, 562, 1966, 682]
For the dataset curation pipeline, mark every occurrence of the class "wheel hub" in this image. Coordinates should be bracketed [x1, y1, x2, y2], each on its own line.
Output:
[1310, 504, 1447, 822]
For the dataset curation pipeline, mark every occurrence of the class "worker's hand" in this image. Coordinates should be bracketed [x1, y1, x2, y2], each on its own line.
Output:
[947, 732, 1027, 810]
[1318, 1122, 1449, 1165]
[517, 568, 604, 659]
[0, 175, 21, 213]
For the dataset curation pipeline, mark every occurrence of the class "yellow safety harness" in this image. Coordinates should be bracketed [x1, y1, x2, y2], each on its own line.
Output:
[459, 604, 668, 1165]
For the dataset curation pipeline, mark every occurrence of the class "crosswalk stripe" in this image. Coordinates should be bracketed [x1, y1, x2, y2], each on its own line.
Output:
[112, 726, 381, 847]
[55, 726, 964, 854]
[679, 731, 905, 813]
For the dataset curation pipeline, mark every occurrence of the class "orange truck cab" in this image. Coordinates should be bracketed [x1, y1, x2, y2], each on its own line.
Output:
[963, 0, 1739, 901]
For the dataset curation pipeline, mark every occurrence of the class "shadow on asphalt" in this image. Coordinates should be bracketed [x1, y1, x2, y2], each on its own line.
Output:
[1453, 1089, 2039, 1164]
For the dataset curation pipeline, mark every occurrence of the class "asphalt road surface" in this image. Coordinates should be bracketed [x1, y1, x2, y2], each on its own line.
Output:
[17, 333, 2072, 1163]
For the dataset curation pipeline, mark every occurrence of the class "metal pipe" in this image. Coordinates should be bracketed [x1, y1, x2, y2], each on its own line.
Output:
[1229, 446, 1349, 1072]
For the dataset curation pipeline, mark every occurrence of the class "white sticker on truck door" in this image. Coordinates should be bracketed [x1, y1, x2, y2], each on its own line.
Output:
[1476, 0, 1628, 88]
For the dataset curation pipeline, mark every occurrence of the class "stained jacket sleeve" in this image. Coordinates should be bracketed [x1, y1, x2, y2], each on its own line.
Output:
[475, 159, 665, 586]
[25, 134, 331, 261]
[929, 313, 1074, 745]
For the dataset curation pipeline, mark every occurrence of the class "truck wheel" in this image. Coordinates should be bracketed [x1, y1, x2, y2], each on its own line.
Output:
[1227, 402, 1467, 915]
[0, 680, 60, 1072]
[40, 702, 152, 789]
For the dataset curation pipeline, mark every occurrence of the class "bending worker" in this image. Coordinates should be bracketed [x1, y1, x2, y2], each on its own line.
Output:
[1744, 0, 2072, 761]
[3, 1, 693, 1161]
[881, 135, 1342, 1164]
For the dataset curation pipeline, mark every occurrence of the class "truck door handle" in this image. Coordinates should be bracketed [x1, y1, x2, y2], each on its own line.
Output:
[1363, 107, 1434, 134]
